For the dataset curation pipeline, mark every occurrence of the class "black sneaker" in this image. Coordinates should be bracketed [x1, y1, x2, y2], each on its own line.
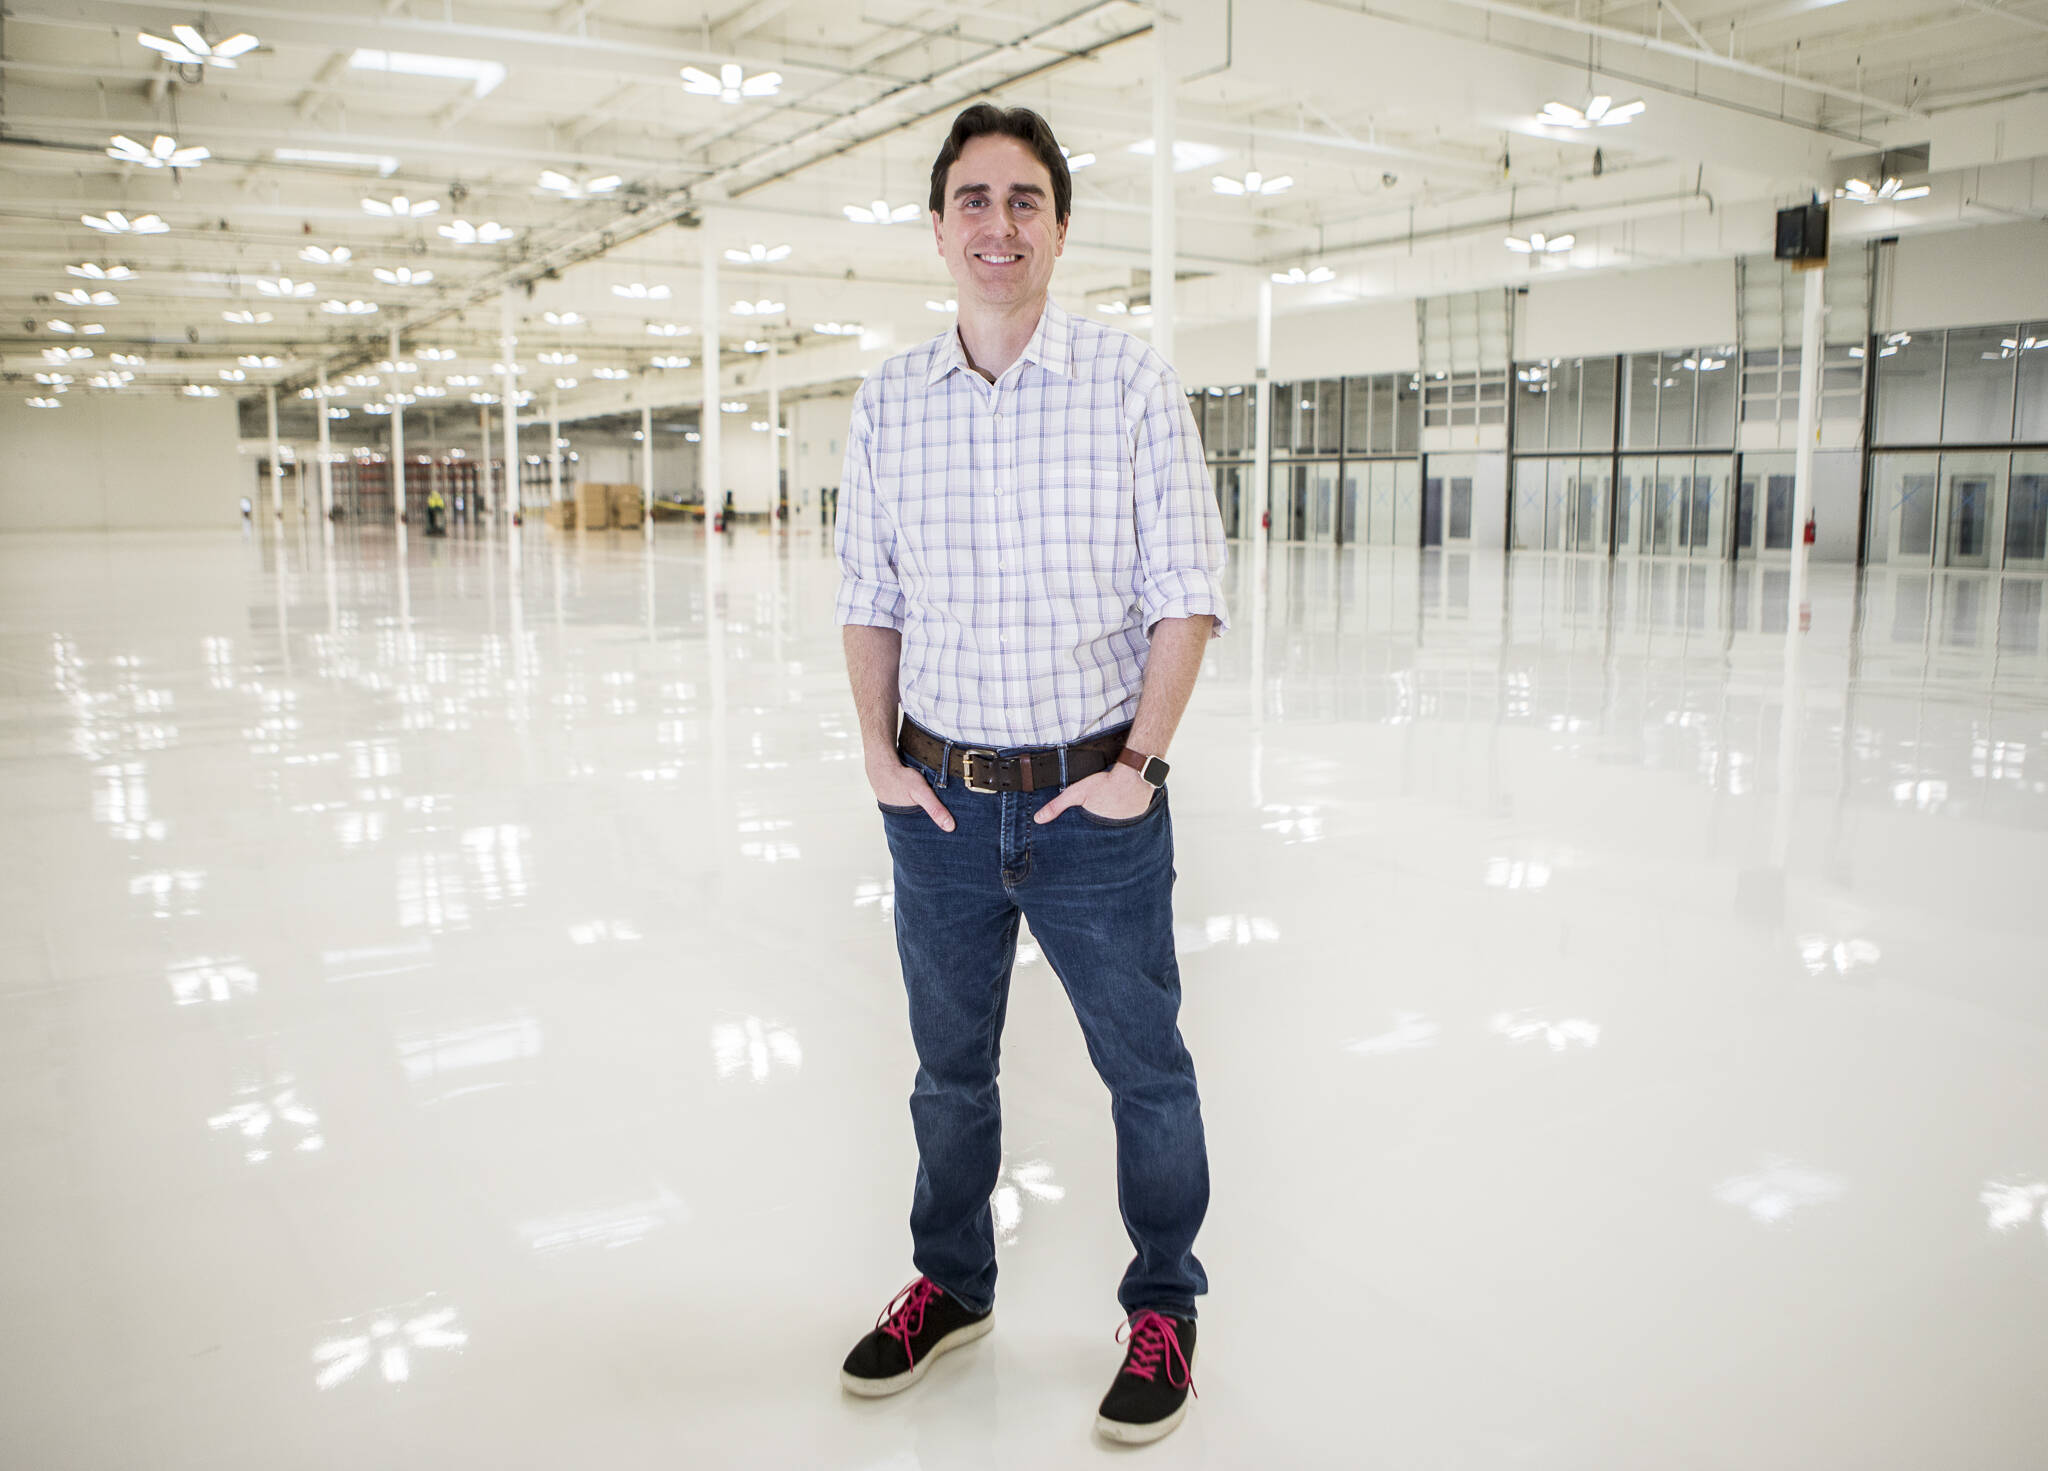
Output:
[1095, 1310, 1197, 1444]
[840, 1276, 994, 1397]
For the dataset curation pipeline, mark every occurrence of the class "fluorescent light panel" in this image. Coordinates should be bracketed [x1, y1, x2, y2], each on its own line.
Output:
[349, 49, 505, 99]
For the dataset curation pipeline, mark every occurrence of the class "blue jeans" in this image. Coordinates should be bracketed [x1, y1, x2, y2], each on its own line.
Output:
[879, 734, 1210, 1320]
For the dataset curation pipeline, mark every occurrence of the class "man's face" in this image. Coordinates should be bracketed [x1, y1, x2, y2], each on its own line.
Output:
[932, 133, 1067, 311]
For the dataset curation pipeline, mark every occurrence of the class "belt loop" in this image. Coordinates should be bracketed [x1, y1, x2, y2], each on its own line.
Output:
[937, 739, 953, 789]
[1057, 741, 1070, 787]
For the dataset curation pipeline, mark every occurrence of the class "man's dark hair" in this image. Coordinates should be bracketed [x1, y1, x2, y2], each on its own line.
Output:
[928, 104, 1071, 222]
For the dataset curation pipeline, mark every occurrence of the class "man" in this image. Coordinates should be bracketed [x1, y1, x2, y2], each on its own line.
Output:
[834, 103, 1227, 1446]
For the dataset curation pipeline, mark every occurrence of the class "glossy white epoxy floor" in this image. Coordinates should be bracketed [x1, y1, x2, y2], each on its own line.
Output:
[2, 521, 2045, 1470]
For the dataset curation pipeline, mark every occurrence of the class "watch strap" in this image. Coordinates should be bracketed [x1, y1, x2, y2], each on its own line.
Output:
[1117, 748, 1170, 787]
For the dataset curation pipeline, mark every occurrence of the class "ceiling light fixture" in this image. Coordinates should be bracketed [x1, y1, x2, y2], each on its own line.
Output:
[646, 322, 686, 336]
[446, 375, 481, 387]
[417, 347, 457, 361]
[88, 371, 133, 388]
[138, 27, 259, 68]
[348, 49, 505, 98]
[35, 373, 72, 386]
[721, 400, 749, 412]
[362, 194, 439, 218]
[1128, 138, 1228, 172]
[553, 377, 579, 390]
[613, 282, 671, 300]
[438, 219, 514, 245]
[489, 362, 525, 375]
[651, 355, 692, 368]
[1505, 231, 1574, 254]
[414, 384, 447, 397]
[375, 359, 418, 374]
[373, 266, 435, 286]
[67, 262, 134, 281]
[299, 244, 352, 266]
[537, 169, 623, 199]
[238, 355, 281, 367]
[469, 392, 499, 405]
[537, 351, 577, 365]
[544, 310, 584, 327]
[680, 62, 781, 103]
[83, 211, 168, 235]
[25, 397, 61, 409]
[1212, 169, 1292, 197]
[107, 133, 209, 169]
[592, 367, 631, 380]
[1538, 94, 1645, 129]
[182, 384, 221, 397]
[46, 320, 105, 335]
[222, 309, 273, 324]
[1270, 266, 1335, 285]
[1836, 176, 1930, 204]
[256, 276, 316, 298]
[55, 288, 118, 307]
[812, 322, 862, 336]
[725, 242, 792, 264]
[321, 299, 380, 315]
[274, 148, 398, 175]
[843, 199, 922, 225]
[731, 298, 784, 316]
[1061, 146, 1095, 171]
[925, 298, 958, 313]
[742, 340, 769, 354]
[111, 353, 145, 366]
[44, 346, 93, 362]
[219, 368, 247, 381]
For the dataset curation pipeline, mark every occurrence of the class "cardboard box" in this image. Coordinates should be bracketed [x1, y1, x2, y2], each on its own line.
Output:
[546, 500, 576, 530]
[575, 481, 611, 530]
[611, 484, 645, 527]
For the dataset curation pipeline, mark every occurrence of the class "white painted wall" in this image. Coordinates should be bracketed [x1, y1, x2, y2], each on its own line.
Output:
[1882, 221, 2048, 333]
[789, 394, 855, 519]
[1177, 299, 1418, 388]
[1518, 261, 1739, 361]
[0, 393, 244, 531]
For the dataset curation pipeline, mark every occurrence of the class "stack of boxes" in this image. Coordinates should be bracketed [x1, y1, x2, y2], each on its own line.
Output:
[575, 480, 613, 531]
[549, 483, 652, 530]
[611, 484, 645, 529]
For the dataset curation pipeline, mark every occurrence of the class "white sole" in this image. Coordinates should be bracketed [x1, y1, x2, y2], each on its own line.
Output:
[839, 1313, 994, 1398]
[1094, 1346, 1196, 1444]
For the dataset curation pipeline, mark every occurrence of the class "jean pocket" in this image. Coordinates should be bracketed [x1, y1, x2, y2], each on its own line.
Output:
[877, 801, 924, 816]
[1075, 786, 1165, 828]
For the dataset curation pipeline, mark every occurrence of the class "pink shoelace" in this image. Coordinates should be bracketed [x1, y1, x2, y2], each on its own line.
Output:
[1117, 1310, 1196, 1396]
[878, 1276, 944, 1369]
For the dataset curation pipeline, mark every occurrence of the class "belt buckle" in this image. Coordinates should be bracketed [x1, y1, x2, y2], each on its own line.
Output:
[960, 749, 1000, 794]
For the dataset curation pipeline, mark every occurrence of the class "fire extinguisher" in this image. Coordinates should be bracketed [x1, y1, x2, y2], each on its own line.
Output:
[1803, 516, 1816, 546]
[1261, 509, 1271, 531]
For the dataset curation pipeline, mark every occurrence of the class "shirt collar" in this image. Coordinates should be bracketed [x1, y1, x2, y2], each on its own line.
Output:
[924, 297, 1076, 387]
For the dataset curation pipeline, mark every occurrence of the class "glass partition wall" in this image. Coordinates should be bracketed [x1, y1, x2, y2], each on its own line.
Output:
[1865, 322, 2048, 570]
[1189, 373, 1423, 544]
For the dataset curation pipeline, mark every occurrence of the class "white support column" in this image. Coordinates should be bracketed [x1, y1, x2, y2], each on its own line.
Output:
[316, 366, 334, 520]
[641, 400, 654, 535]
[548, 387, 562, 505]
[1791, 263, 1825, 612]
[1149, 19, 1177, 365]
[1252, 275, 1273, 550]
[389, 326, 406, 522]
[766, 341, 781, 521]
[500, 296, 519, 525]
[701, 226, 722, 539]
[479, 404, 493, 514]
[266, 385, 283, 519]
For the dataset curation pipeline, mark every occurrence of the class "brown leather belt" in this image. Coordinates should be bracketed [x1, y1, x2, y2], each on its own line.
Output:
[897, 716, 1129, 795]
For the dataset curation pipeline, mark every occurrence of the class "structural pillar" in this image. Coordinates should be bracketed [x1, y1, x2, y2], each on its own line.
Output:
[500, 295, 520, 525]
[316, 366, 334, 520]
[641, 400, 654, 535]
[701, 226, 722, 541]
[1252, 275, 1273, 551]
[548, 387, 562, 506]
[1790, 262, 1825, 613]
[478, 405, 493, 515]
[389, 328, 406, 523]
[766, 341, 781, 521]
[265, 384, 283, 519]
[1149, 20, 1177, 364]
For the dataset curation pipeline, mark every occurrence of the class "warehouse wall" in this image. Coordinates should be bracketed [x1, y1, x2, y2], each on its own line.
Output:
[0, 393, 244, 531]
[1883, 221, 2048, 332]
[1518, 261, 1739, 361]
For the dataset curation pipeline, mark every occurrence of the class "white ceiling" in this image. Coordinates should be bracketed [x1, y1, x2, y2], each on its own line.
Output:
[3, 0, 2045, 437]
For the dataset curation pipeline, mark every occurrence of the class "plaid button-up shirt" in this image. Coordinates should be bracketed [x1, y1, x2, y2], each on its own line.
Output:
[835, 298, 1229, 748]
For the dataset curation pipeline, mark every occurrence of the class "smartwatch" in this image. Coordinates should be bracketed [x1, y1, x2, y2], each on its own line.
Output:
[1116, 748, 1171, 788]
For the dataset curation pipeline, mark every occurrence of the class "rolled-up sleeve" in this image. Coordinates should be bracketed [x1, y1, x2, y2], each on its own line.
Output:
[1130, 369, 1230, 637]
[833, 381, 906, 631]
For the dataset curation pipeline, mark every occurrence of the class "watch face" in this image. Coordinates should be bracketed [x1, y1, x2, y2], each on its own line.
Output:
[1142, 755, 1170, 787]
